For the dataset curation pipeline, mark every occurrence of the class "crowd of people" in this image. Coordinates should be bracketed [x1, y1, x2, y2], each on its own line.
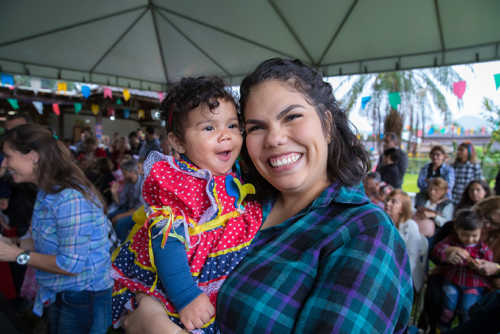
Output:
[0, 57, 498, 334]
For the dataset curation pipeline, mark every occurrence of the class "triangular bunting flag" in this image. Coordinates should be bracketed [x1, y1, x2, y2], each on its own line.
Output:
[138, 109, 145, 119]
[91, 104, 99, 115]
[52, 104, 60, 116]
[7, 98, 19, 110]
[361, 96, 371, 110]
[453, 81, 466, 99]
[123, 109, 130, 119]
[57, 82, 67, 92]
[494, 73, 500, 90]
[33, 101, 43, 114]
[74, 103, 82, 114]
[388, 92, 401, 110]
[123, 89, 131, 101]
[1, 73, 15, 86]
[103, 87, 112, 99]
[81, 85, 91, 98]
[107, 107, 115, 117]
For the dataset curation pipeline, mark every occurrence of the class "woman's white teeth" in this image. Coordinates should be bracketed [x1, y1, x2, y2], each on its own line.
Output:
[269, 154, 300, 167]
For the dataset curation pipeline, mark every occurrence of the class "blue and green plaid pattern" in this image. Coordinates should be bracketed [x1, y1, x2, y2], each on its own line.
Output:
[217, 183, 413, 333]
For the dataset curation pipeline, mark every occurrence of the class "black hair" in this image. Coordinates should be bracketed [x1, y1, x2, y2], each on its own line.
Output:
[384, 148, 399, 163]
[128, 131, 137, 139]
[455, 179, 492, 212]
[239, 58, 368, 200]
[161, 76, 238, 140]
[145, 126, 155, 135]
[454, 208, 483, 231]
[365, 171, 381, 182]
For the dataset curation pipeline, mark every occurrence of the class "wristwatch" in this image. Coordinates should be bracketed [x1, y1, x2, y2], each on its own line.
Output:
[16, 250, 31, 265]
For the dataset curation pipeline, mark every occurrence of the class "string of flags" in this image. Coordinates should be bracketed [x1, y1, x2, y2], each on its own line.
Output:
[0, 72, 166, 120]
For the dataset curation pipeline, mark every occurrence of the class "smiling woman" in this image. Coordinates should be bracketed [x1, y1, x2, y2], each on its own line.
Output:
[123, 59, 413, 334]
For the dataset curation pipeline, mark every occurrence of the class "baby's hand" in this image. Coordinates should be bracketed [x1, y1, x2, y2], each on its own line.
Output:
[179, 293, 215, 331]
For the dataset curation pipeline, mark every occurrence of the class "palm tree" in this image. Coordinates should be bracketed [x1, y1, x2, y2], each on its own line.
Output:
[337, 67, 463, 153]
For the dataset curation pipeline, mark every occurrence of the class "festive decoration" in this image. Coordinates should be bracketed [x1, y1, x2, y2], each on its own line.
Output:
[440, 127, 446, 134]
[417, 130, 423, 137]
[91, 104, 100, 115]
[81, 85, 91, 98]
[138, 109, 145, 119]
[157, 92, 165, 101]
[103, 87, 113, 99]
[494, 73, 500, 90]
[52, 104, 60, 116]
[123, 89, 130, 101]
[7, 98, 19, 109]
[123, 109, 130, 119]
[457, 127, 462, 135]
[453, 81, 466, 99]
[107, 107, 115, 117]
[116, 98, 122, 105]
[57, 82, 67, 92]
[388, 92, 401, 110]
[1, 73, 14, 86]
[361, 96, 371, 110]
[33, 101, 43, 114]
[74, 103, 82, 114]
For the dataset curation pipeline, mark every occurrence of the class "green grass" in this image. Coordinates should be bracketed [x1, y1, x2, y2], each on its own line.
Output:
[402, 173, 419, 194]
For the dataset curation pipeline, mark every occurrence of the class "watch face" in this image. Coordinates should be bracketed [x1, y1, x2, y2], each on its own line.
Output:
[16, 253, 30, 265]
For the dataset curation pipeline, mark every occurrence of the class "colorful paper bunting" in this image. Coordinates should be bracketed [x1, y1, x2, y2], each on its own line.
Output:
[123, 89, 130, 101]
[81, 85, 91, 98]
[494, 74, 500, 90]
[417, 130, 422, 137]
[388, 92, 401, 110]
[1, 73, 14, 86]
[7, 98, 19, 110]
[138, 109, 145, 120]
[428, 127, 434, 135]
[91, 104, 99, 115]
[157, 92, 165, 101]
[453, 81, 466, 99]
[57, 82, 67, 92]
[116, 98, 122, 105]
[123, 109, 130, 119]
[52, 104, 60, 116]
[74, 103, 82, 114]
[33, 101, 43, 114]
[361, 96, 371, 110]
[440, 127, 446, 134]
[107, 107, 115, 117]
[103, 87, 112, 99]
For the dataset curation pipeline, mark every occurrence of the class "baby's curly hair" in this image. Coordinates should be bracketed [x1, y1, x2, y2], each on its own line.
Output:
[161, 76, 238, 140]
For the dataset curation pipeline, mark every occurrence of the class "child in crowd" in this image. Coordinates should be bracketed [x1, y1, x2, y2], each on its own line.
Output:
[414, 177, 454, 237]
[363, 172, 384, 208]
[385, 190, 428, 292]
[111, 77, 262, 333]
[454, 179, 492, 214]
[432, 209, 493, 329]
[378, 148, 401, 188]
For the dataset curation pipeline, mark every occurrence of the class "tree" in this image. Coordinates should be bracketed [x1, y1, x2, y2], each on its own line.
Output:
[338, 67, 463, 152]
[481, 97, 500, 183]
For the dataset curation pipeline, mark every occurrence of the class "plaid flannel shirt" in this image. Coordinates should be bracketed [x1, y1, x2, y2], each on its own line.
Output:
[216, 183, 413, 334]
[31, 188, 113, 316]
[451, 161, 483, 205]
[433, 235, 493, 288]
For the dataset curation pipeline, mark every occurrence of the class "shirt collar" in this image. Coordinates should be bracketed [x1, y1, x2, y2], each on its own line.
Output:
[309, 181, 370, 209]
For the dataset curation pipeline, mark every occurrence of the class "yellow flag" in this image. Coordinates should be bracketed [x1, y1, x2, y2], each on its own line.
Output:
[123, 89, 131, 101]
[91, 104, 100, 115]
[57, 82, 67, 92]
[138, 109, 145, 119]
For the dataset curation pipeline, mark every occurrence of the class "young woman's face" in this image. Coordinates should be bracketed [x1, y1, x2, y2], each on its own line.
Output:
[485, 209, 500, 234]
[1, 142, 38, 184]
[243, 80, 330, 198]
[468, 183, 487, 203]
[429, 185, 446, 203]
[430, 150, 445, 167]
[457, 146, 468, 162]
[172, 99, 242, 176]
[385, 194, 403, 223]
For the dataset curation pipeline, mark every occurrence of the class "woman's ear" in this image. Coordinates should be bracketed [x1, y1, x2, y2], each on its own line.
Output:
[28, 150, 39, 164]
[167, 132, 186, 154]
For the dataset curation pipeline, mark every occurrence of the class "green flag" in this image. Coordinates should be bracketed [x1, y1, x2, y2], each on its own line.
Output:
[388, 92, 401, 110]
[74, 102, 82, 114]
[494, 73, 500, 90]
[7, 98, 19, 110]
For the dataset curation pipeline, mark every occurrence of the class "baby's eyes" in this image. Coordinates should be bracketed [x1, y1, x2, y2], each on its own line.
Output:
[203, 125, 214, 131]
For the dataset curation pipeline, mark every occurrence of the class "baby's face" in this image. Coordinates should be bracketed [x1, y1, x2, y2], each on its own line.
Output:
[0, 198, 9, 211]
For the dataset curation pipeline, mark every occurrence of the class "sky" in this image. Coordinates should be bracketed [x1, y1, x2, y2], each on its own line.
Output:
[327, 60, 500, 134]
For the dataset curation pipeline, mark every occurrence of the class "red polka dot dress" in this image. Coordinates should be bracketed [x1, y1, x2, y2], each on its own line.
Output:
[111, 155, 262, 332]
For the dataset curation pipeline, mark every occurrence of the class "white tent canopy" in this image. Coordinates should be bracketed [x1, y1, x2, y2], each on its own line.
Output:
[1, 0, 499, 91]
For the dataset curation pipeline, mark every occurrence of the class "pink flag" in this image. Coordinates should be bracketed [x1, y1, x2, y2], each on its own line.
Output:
[103, 87, 113, 99]
[52, 104, 60, 116]
[107, 107, 115, 117]
[453, 81, 466, 99]
[157, 92, 165, 101]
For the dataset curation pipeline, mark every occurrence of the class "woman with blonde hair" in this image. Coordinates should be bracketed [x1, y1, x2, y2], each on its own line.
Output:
[386, 189, 428, 292]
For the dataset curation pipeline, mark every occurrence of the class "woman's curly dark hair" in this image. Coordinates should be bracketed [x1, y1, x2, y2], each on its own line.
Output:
[161, 76, 238, 140]
[239, 58, 369, 200]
